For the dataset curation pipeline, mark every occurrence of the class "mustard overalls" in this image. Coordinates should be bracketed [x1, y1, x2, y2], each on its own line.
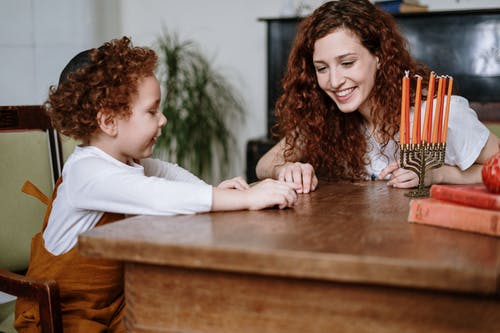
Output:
[15, 179, 126, 333]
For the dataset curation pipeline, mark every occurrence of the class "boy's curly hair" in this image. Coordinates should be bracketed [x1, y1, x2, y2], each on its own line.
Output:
[46, 36, 157, 141]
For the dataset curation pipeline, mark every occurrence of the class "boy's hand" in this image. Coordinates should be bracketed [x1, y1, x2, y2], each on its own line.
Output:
[247, 179, 300, 210]
[217, 177, 250, 190]
[276, 162, 318, 194]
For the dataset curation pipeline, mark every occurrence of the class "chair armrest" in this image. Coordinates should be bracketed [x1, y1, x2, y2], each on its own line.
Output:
[0, 268, 63, 333]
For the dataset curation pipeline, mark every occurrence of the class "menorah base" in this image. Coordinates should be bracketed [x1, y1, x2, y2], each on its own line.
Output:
[405, 187, 430, 198]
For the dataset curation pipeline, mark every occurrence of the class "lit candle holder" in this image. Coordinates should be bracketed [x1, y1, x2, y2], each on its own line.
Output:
[400, 71, 448, 198]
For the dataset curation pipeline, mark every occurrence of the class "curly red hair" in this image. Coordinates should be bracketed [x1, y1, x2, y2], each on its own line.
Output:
[275, 0, 430, 180]
[46, 36, 157, 141]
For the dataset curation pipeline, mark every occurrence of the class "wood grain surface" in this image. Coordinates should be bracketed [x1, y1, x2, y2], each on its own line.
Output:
[79, 181, 500, 332]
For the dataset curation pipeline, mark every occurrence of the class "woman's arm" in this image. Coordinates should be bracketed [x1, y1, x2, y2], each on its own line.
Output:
[384, 132, 500, 187]
[256, 138, 288, 180]
[431, 132, 499, 184]
[383, 97, 498, 188]
[255, 138, 318, 193]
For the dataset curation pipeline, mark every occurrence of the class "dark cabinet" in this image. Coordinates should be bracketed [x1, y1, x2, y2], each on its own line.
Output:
[261, 17, 301, 138]
[246, 17, 301, 182]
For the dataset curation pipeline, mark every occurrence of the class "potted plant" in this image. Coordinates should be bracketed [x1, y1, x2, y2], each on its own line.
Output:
[154, 30, 245, 183]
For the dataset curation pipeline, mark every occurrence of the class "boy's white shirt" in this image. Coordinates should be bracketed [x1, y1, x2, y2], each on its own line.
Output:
[43, 145, 213, 255]
[365, 95, 490, 179]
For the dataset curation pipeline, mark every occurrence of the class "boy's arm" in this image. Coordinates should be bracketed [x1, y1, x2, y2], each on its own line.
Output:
[211, 179, 300, 211]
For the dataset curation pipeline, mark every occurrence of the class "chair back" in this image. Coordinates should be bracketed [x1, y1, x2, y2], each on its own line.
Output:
[0, 105, 65, 333]
[0, 105, 62, 272]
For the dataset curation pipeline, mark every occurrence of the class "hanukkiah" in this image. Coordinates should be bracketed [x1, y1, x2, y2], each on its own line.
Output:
[399, 71, 453, 197]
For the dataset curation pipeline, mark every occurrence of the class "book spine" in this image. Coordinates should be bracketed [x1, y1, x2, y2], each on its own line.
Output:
[430, 186, 500, 210]
[408, 199, 500, 236]
[375, 1, 401, 14]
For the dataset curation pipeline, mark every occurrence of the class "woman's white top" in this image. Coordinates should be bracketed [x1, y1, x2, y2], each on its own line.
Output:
[43, 145, 213, 255]
[365, 95, 490, 179]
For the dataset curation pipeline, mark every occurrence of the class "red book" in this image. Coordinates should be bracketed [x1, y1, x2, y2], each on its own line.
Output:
[430, 184, 500, 211]
[408, 198, 500, 236]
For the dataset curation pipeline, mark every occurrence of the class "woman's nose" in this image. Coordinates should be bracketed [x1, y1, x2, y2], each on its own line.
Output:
[329, 69, 345, 88]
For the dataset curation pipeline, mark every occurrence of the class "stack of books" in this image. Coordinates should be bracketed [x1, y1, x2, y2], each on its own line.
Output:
[374, 0, 428, 13]
[407, 184, 500, 236]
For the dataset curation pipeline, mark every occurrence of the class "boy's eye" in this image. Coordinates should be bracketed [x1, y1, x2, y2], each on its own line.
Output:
[149, 109, 158, 115]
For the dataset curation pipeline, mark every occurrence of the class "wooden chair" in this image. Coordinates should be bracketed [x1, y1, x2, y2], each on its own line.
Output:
[0, 105, 63, 184]
[0, 105, 63, 333]
[0, 269, 62, 333]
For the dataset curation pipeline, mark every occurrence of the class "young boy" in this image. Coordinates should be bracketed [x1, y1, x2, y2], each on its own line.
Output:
[15, 36, 299, 332]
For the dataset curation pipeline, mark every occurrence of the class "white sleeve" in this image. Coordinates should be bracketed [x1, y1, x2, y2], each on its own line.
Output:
[140, 158, 207, 184]
[443, 96, 490, 170]
[65, 157, 213, 215]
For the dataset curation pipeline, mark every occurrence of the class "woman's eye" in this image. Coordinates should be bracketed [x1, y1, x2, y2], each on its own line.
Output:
[315, 66, 327, 73]
[342, 61, 355, 67]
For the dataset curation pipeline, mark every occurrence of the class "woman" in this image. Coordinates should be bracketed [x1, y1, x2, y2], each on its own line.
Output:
[256, 0, 498, 193]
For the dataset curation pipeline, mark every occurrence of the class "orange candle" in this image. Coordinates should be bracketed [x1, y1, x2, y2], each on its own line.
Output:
[422, 72, 435, 142]
[437, 77, 447, 143]
[432, 76, 444, 143]
[404, 73, 410, 144]
[442, 76, 453, 143]
[412, 75, 422, 144]
[400, 73, 409, 144]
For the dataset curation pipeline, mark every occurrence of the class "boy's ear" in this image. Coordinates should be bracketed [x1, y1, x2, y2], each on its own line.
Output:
[97, 110, 118, 136]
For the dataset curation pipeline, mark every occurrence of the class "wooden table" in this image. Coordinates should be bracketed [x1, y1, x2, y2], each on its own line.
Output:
[78, 181, 500, 333]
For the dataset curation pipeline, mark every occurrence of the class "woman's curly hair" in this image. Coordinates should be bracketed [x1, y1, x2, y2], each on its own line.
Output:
[275, 0, 430, 180]
[46, 36, 157, 141]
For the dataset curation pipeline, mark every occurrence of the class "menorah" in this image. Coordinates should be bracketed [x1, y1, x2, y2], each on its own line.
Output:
[399, 71, 453, 197]
[400, 143, 445, 197]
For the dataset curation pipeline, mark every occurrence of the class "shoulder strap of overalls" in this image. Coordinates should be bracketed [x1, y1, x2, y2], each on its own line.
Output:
[21, 180, 49, 205]
[22, 178, 63, 231]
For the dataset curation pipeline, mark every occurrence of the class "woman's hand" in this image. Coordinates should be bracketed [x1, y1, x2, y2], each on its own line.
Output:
[217, 176, 250, 190]
[378, 161, 432, 188]
[275, 162, 318, 194]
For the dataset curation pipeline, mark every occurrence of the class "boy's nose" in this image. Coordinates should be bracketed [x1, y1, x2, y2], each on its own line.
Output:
[159, 112, 167, 127]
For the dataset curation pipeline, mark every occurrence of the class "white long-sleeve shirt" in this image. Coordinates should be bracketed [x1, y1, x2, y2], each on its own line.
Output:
[43, 145, 213, 255]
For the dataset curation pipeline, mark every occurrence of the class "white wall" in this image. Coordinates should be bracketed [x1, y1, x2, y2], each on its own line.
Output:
[117, 0, 325, 180]
[0, 0, 101, 105]
[1, 0, 499, 181]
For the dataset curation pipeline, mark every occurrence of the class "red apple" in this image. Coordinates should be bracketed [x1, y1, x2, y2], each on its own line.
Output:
[482, 152, 500, 193]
